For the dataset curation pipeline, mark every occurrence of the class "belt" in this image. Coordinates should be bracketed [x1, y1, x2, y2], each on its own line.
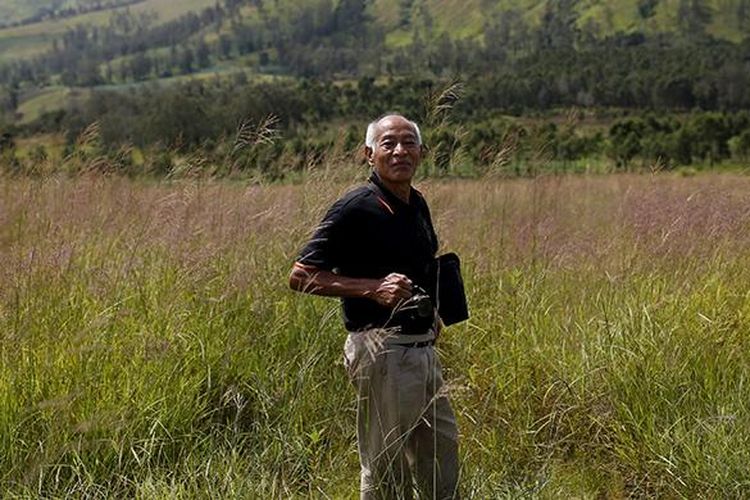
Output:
[394, 339, 435, 348]
[387, 329, 436, 348]
[349, 328, 435, 347]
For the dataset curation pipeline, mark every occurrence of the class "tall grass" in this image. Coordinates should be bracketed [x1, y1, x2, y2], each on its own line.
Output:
[1, 170, 750, 497]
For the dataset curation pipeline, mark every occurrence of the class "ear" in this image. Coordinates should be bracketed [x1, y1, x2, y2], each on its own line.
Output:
[364, 146, 374, 166]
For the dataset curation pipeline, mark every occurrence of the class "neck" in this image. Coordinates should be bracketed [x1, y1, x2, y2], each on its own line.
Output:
[377, 176, 411, 203]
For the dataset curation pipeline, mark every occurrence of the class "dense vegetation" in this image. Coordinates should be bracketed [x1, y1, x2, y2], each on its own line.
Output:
[3, 77, 750, 179]
[0, 0, 749, 176]
[3, 0, 750, 100]
[3, 0, 750, 86]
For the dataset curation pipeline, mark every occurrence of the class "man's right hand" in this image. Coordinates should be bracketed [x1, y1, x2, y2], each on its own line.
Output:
[289, 264, 413, 308]
[370, 273, 413, 308]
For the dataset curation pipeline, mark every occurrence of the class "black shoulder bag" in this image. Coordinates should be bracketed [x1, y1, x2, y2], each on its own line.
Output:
[431, 252, 469, 326]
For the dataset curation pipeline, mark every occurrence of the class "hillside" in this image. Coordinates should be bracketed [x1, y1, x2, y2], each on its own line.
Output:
[2, 0, 749, 64]
[372, 0, 750, 43]
[1, 0, 747, 68]
[0, 0, 217, 62]
[1, 0, 750, 133]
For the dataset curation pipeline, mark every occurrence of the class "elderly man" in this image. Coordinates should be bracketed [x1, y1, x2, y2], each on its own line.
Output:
[289, 114, 460, 499]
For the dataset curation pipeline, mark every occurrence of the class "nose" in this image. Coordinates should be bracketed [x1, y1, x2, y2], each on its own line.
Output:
[393, 142, 407, 155]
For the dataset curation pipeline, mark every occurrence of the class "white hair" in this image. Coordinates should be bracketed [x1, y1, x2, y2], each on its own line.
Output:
[365, 114, 422, 149]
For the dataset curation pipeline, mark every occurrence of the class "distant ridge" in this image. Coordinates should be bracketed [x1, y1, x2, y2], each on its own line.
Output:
[2, 0, 749, 45]
[370, 0, 750, 43]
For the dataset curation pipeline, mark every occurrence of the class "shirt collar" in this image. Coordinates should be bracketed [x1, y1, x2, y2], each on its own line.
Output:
[368, 171, 415, 210]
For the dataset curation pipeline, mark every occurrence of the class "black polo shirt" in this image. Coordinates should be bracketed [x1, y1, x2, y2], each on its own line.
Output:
[297, 172, 438, 332]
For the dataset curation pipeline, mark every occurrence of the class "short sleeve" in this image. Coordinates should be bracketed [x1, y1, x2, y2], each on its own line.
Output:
[296, 196, 352, 271]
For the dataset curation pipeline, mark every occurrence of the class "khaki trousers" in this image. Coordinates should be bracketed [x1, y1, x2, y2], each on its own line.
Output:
[343, 329, 460, 500]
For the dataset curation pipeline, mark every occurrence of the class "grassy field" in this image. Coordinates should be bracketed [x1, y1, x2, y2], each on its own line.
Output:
[16, 87, 82, 125]
[0, 0, 217, 63]
[0, 1, 132, 27]
[1, 170, 750, 497]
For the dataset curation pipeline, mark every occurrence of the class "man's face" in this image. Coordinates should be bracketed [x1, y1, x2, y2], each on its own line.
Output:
[366, 116, 423, 185]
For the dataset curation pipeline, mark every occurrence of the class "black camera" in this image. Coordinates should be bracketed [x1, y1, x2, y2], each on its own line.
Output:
[407, 286, 434, 319]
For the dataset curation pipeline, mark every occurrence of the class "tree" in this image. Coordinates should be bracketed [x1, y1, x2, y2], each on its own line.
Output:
[729, 129, 750, 161]
[609, 118, 645, 167]
[638, 0, 659, 19]
[536, 0, 579, 50]
[0, 129, 19, 174]
[677, 0, 713, 37]
[483, 16, 508, 63]
[196, 39, 211, 68]
[333, 0, 367, 33]
[1, 84, 19, 113]
[180, 47, 195, 74]
[399, 0, 413, 28]
[218, 34, 233, 59]
[737, 0, 750, 30]
[130, 52, 152, 80]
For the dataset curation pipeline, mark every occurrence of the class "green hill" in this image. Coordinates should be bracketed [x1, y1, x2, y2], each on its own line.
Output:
[370, 0, 750, 43]
[1, 0, 748, 65]
[2, 0, 749, 128]
[0, 0, 217, 62]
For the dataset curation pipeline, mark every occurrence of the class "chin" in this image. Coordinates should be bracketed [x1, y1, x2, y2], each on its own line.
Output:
[392, 173, 414, 183]
[377, 166, 415, 184]
[392, 167, 415, 178]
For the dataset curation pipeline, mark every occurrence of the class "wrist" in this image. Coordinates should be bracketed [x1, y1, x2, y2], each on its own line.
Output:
[360, 279, 380, 300]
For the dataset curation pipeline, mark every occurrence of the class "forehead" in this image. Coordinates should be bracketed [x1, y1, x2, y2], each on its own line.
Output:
[375, 117, 417, 141]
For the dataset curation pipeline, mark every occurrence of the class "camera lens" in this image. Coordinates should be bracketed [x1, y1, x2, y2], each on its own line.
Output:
[416, 296, 432, 318]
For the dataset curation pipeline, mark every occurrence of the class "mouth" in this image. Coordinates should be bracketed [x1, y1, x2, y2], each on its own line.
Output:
[391, 162, 412, 169]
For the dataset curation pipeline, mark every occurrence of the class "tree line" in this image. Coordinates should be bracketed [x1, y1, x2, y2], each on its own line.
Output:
[3, 76, 750, 179]
[1, 0, 750, 109]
